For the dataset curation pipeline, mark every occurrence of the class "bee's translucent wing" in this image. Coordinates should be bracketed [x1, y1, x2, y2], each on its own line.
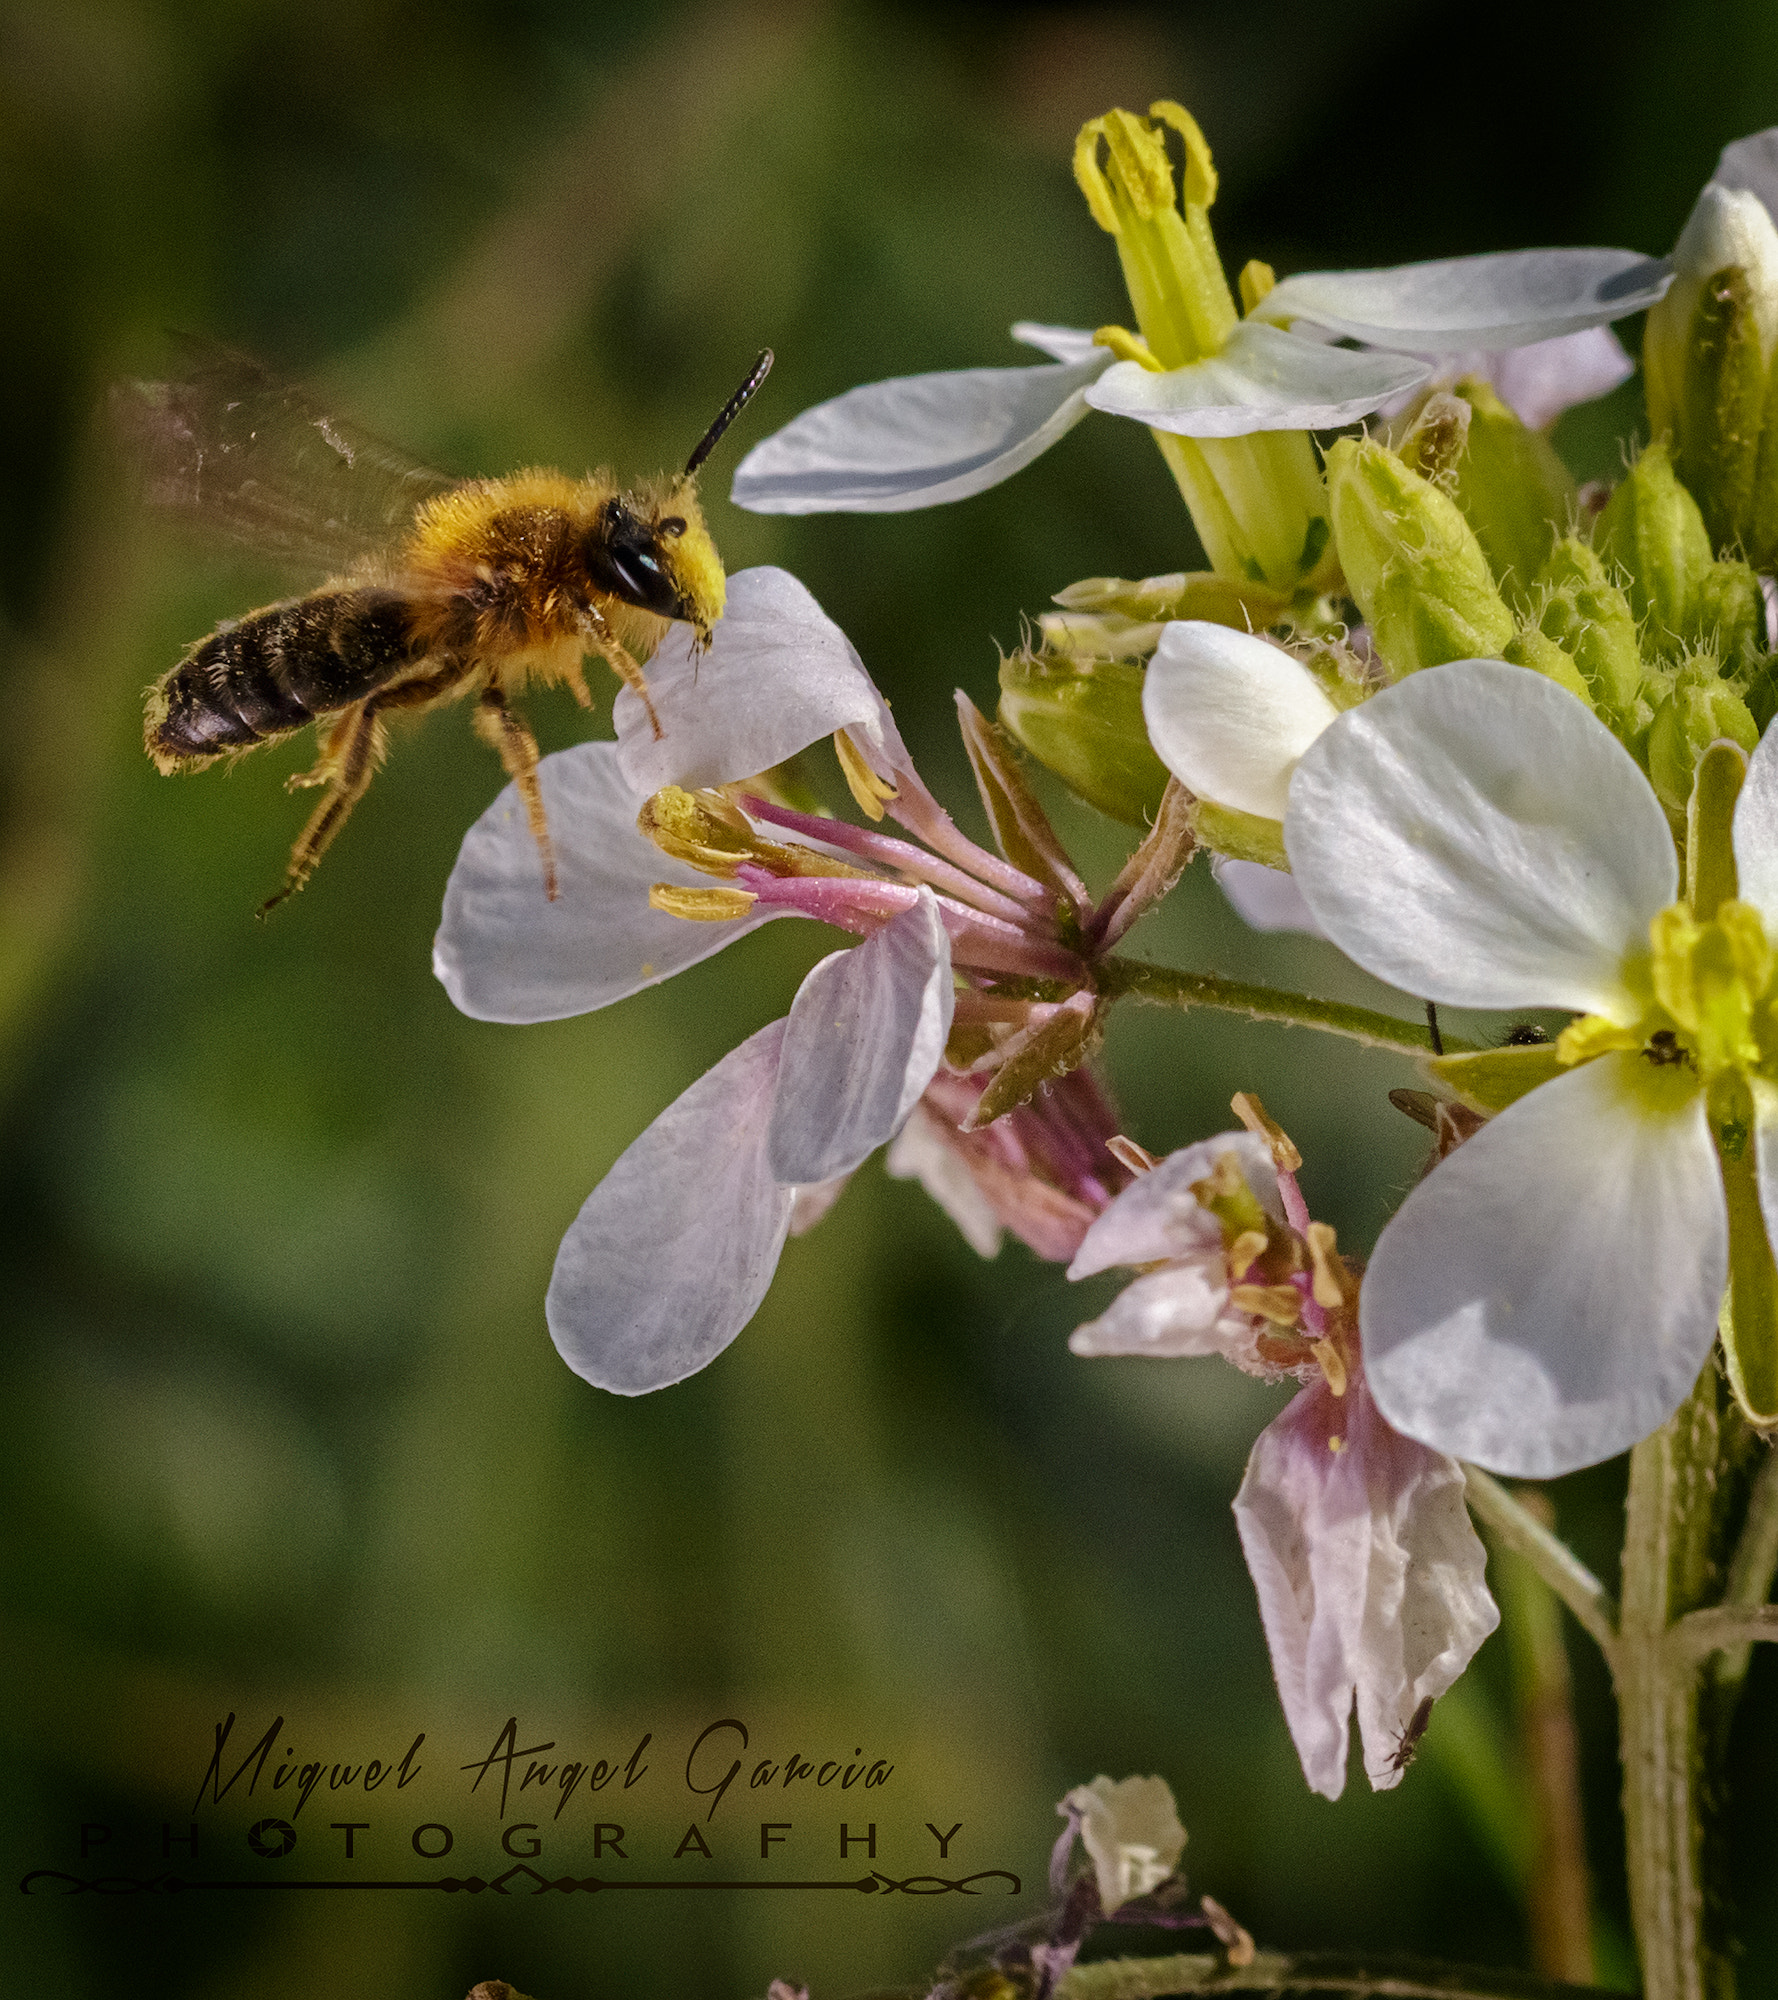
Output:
[112, 340, 457, 582]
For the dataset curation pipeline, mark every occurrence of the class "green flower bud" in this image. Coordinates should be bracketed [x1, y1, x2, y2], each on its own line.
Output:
[997, 649, 1169, 826]
[1324, 434, 1514, 677]
[1531, 538, 1644, 719]
[1502, 625, 1593, 707]
[1449, 377, 1577, 611]
[1645, 184, 1778, 566]
[1688, 557, 1768, 675]
[1595, 437, 1714, 655]
[1645, 656, 1759, 818]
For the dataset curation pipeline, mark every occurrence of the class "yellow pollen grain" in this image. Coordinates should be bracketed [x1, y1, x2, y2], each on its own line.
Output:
[1328, 1435, 1346, 1455]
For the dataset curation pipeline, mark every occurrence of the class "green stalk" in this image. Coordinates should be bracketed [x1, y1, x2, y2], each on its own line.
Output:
[1056, 1952, 1607, 2000]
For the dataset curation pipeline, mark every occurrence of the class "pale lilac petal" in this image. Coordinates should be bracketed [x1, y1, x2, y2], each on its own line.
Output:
[885, 1105, 1004, 1258]
[766, 891, 953, 1185]
[1011, 322, 1101, 364]
[1733, 715, 1778, 928]
[1068, 1266, 1255, 1360]
[1285, 660, 1676, 1017]
[1234, 1374, 1498, 1801]
[728, 354, 1112, 514]
[1213, 858, 1328, 938]
[1068, 1131, 1280, 1278]
[1481, 329, 1635, 429]
[1086, 322, 1427, 437]
[1709, 127, 1778, 224]
[788, 1173, 852, 1236]
[435, 741, 780, 1024]
[1144, 622, 1340, 821]
[547, 1022, 795, 1393]
[616, 567, 907, 794]
[1362, 1053, 1726, 1477]
[1256, 248, 1672, 351]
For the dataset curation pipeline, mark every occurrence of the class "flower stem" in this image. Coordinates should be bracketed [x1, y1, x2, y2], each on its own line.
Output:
[1097, 958, 1472, 1055]
[1462, 1467, 1619, 1661]
[1056, 1951, 1607, 1999]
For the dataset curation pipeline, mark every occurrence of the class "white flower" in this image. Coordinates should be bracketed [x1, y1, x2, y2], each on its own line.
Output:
[1232, 1369, 1499, 1800]
[1057, 1775, 1186, 1913]
[1282, 657, 1778, 1475]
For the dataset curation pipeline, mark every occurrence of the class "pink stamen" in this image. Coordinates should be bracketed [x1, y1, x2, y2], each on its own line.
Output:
[879, 762, 1055, 914]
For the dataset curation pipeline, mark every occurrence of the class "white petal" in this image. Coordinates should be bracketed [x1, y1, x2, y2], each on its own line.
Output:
[1086, 322, 1427, 437]
[546, 1021, 795, 1393]
[766, 891, 953, 1185]
[1144, 621, 1340, 821]
[1710, 127, 1778, 226]
[1069, 1131, 1281, 1277]
[1363, 1052, 1726, 1477]
[1060, 1777, 1186, 1913]
[1068, 1266, 1250, 1359]
[1285, 659, 1676, 1016]
[1213, 857, 1328, 937]
[1257, 247, 1673, 351]
[1733, 715, 1778, 929]
[1485, 328, 1635, 429]
[615, 566, 908, 794]
[1011, 321, 1101, 364]
[728, 354, 1112, 514]
[885, 1104, 1004, 1258]
[1234, 1375, 1498, 1801]
[434, 741, 780, 1023]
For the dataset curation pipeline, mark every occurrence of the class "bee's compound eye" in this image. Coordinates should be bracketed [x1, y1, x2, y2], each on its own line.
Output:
[660, 516, 686, 537]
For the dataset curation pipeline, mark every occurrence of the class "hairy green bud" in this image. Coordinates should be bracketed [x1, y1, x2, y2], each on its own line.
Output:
[997, 650, 1170, 826]
[1645, 656, 1759, 817]
[1597, 444, 1715, 659]
[1324, 434, 1514, 678]
[1688, 557, 1768, 675]
[1502, 625, 1593, 707]
[1528, 537, 1645, 720]
[1450, 377, 1577, 610]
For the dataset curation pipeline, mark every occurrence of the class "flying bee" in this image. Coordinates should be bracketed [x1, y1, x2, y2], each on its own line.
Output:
[121, 343, 773, 913]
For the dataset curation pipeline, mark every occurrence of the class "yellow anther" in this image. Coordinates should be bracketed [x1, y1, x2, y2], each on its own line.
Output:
[1305, 1221, 1346, 1311]
[1311, 1336, 1348, 1397]
[1230, 1281, 1304, 1326]
[1238, 259, 1276, 315]
[1092, 325, 1164, 370]
[1230, 1090, 1303, 1172]
[1107, 1134, 1160, 1176]
[1226, 1227, 1268, 1283]
[833, 728, 898, 823]
[1557, 1014, 1641, 1067]
[638, 786, 756, 874]
[648, 883, 758, 921]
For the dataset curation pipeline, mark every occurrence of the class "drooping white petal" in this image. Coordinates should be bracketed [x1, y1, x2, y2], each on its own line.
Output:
[1069, 1130, 1281, 1278]
[884, 1104, 1004, 1258]
[1144, 622, 1340, 821]
[1363, 1052, 1726, 1477]
[1068, 1265, 1254, 1361]
[547, 1021, 795, 1394]
[1213, 857, 1328, 938]
[1256, 247, 1673, 351]
[1011, 322, 1101, 364]
[616, 567, 908, 795]
[1286, 660, 1676, 1017]
[1059, 1776, 1186, 1913]
[1733, 714, 1778, 929]
[728, 353, 1113, 514]
[1234, 1373, 1498, 1801]
[1710, 127, 1778, 226]
[766, 891, 953, 1186]
[1086, 322, 1427, 437]
[435, 741, 780, 1024]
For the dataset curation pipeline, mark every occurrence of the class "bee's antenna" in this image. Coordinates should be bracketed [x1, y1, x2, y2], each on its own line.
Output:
[684, 349, 773, 478]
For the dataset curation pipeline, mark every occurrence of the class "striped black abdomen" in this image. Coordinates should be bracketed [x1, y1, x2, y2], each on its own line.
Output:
[149, 589, 421, 761]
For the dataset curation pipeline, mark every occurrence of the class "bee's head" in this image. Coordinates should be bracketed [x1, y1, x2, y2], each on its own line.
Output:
[583, 478, 725, 642]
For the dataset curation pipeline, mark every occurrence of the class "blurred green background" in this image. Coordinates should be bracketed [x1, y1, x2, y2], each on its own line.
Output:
[3, 1, 1776, 1995]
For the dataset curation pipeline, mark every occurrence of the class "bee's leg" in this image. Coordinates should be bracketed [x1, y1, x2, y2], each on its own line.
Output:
[260, 702, 386, 916]
[286, 712, 356, 792]
[579, 605, 663, 739]
[560, 658, 595, 710]
[472, 683, 557, 900]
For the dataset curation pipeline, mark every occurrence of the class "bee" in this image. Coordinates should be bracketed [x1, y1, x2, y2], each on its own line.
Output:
[1386, 1694, 1435, 1773]
[121, 343, 773, 912]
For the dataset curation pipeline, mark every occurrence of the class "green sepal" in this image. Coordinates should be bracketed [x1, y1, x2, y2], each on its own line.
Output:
[1712, 1069, 1778, 1427]
[1052, 569, 1291, 630]
[1529, 537, 1645, 721]
[1596, 438, 1714, 657]
[1324, 434, 1515, 678]
[1677, 264, 1769, 557]
[969, 999, 1099, 1127]
[1188, 798, 1288, 870]
[996, 651, 1170, 826]
[1430, 1043, 1566, 1113]
[1503, 625, 1594, 706]
[1451, 376, 1577, 611]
